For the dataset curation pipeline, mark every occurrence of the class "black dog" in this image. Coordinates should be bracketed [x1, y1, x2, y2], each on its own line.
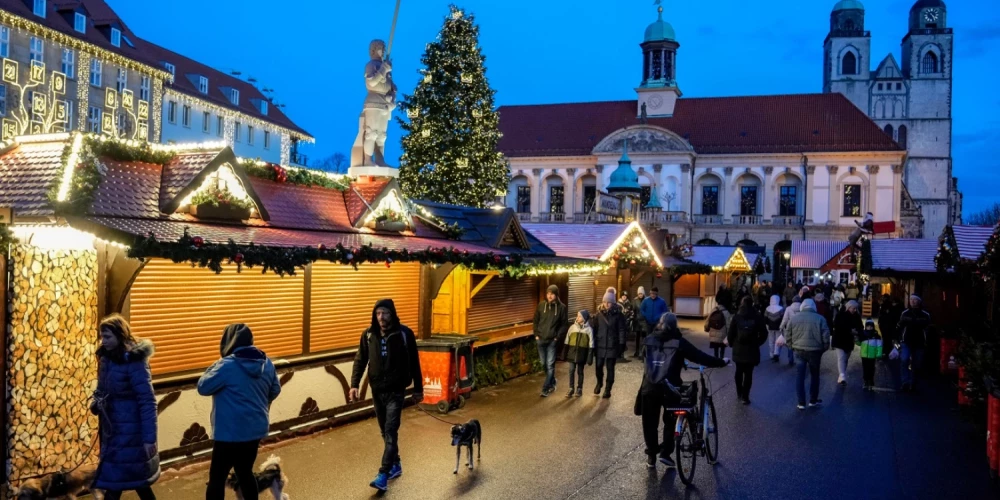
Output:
[450, 419, 482, 474]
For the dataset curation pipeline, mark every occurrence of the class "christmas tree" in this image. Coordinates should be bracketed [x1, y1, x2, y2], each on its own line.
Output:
[398, 5, 509, 208]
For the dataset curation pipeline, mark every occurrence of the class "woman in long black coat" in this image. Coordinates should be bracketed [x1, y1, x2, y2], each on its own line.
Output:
[592, 289, 627, 399]
[92, 314, 160, 500]
[726, 297, 768, 404]
[833, 300, 864, 386]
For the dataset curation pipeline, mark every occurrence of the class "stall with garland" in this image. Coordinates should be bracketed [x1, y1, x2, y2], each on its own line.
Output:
[0, 132, 584, 477]
[671, 245, 753, 317]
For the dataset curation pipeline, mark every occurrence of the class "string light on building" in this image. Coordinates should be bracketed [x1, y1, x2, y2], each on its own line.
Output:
[55, 133, 85, 202]
[164, 89, 314, 144]
[76, 53, 91, 132]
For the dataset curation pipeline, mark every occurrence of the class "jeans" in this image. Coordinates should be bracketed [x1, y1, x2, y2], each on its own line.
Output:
[205, 440, 261, 500]
[373, 391, 405, 474]
[537, 340, 558, 391]
[735, 362, 755, 399]
[900, 344, 924, 387]
[713, 345, 726, 359]
[835, 348, 850, 380]
[594, 357, 617, 392]
[105, 488, 156, 500]
[862, 358, 876, 386]
[767, 329, 780, 357]
[567, 361, 585, 389]
[795, 350, 823, 405]
[640, 389, 677, 458]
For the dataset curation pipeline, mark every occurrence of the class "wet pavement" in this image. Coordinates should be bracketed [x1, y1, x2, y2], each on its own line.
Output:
[143, 322, 999, 499]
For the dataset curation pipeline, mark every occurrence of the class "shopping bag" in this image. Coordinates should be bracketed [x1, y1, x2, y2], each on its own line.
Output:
[775, 334, 786, 349]
[889, 347, 900, 360]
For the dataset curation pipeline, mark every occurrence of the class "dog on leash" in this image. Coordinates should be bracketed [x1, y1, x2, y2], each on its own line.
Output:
[450, 419, 482, 474]
[14, 464, 103, 500]
[226, 454, 289, 500]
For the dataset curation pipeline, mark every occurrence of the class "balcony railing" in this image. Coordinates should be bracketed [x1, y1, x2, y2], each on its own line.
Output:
[639, 210, 688, 225]
[516, 212, 533, 222]
[290, 152, 309, 166]
[693, 214, 723, 225]
[734, 214, 763, 225]
[539, 212, 566, 222]
[772, 215, 804, 226]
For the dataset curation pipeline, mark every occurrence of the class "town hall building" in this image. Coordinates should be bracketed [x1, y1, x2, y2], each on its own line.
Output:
[496, 1, 955, 249]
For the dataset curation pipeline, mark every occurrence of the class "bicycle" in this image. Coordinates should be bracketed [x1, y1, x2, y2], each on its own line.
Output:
[664, 364, 720, 486]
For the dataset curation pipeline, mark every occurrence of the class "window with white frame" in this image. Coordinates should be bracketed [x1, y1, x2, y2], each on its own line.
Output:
[0, 26, 8, 58]
[181, 104, 190, 127]
[61, 48, 75, 77]
[90, 59, 102, 87]
[117, 111, 127, 136]
[216, 116, 224, 137]
[202, 111, 210, 133]
[74, 12, 86, 33]
[263, 130, 270, 149]
[116, 68, 127, 92]
[198, 76, 208, 94]
[140, 76, 150, 101]
[110, 28, 121, 47]
[33, 0, 45, 17]
[64, 99, 75, 131]
[259, 101, 268, 115]
[0, 86, 6, 117]
[247, 125, 254, 145]
[229, 89, 239, 105]
[163, 62, 175, 77]
[234, 121, 241, 142]
[29, 37, 43, 64]
[88, 106, 101, 132]
[166, 101, 176, 123]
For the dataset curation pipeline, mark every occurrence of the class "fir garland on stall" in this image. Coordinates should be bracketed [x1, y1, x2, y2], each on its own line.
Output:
[977, 224, 1000, 281]
[935, 226, 961, 272]
[240, 158, 351, 191]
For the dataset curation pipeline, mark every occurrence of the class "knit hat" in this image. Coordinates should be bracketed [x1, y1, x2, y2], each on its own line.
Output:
[865, 318, 875, 329]
[793, 295, 803, 303]
[814, 291, 825, 301]
[637, 286, 646, 296]
[579, 309, 591, 323]
[603, 288, 617, 304]
[547, 284, 560, 295]
[846, 300, 859, 311]
[800, 286, 811, 295]
[909, 294, 922, 305]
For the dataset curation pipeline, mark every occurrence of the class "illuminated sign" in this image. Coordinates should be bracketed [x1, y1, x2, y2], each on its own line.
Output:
[137, 100, 149, 121]
[29, 61, 45, 84]
[105, 87, 118, 109]
[51, 71, 66, 95]
[54, 100, 68, 123]
[137, 121, 148, 139]
[2, 119, 16, 141]
[2, 59, 16, 84]
[121, 89, 134, 110]
[101, 113, 115, 135]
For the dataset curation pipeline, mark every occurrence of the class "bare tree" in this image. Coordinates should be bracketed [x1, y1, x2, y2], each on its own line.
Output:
[966, 203, 1000, 227]
[311, 153, 349, 173]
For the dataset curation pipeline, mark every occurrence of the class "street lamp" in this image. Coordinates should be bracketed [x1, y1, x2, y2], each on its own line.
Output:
[783, 252, 791, 287]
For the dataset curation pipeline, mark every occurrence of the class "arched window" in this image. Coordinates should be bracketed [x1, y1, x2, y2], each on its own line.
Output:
[884, 124, 894, 139]
[897, 125, 908, 149]
[841, 51, 858, 75]
[921, 51, 938, 74]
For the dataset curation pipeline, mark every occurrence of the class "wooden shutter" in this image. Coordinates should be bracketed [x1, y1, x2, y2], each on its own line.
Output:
[128, 259, 304, 376]
[467, 277, 537, 333]
[309, 262, 420, 353]
[568, 275, 595, 316]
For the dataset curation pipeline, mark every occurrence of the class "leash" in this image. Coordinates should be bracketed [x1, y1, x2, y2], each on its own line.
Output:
[414, 402, 464, 426]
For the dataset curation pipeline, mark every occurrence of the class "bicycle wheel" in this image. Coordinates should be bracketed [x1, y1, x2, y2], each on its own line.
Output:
[704, 398, 720, 464]
[675, 416, 698, 485]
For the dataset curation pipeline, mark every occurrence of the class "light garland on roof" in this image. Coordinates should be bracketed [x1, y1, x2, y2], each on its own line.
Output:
[9, 224, 129, 252]
[597, 220, 664, 268]
[164, 89, 314, 142]
[524, 263, 609, 277]
[89, 133, 225, 152]
[55, 133, 84, 202]
[0, 11, 173, 81]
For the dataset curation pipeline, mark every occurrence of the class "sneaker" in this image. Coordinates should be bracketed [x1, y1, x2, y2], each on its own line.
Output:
[540, 389, 550, 397]
[388, 462, 402, 480]
[646, 455, 657, 469]
[659, 456, 676, 469]
[370, 472, 389, 491]
[809, 399, 823, 408]
[797, 404, 806, 410]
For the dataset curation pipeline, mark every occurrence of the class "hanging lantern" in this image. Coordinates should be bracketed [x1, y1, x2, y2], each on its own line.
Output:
[461, 73, 473, 84]
[421, 129, 431, 138]
[472, 108, 482, 118]
[406, 108, 419, 119]
[423, 73, 432, 83]
[457, 158, 468, 168]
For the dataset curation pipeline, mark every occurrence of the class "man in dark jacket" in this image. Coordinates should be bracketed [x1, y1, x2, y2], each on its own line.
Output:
[350, 299, 423, 492]
[639, 312, 728, 469]
[638, 287, 669, 358]
[897, 294, 931, 391]
[783, 282, 797, 307]
[533, 284, 568, 397]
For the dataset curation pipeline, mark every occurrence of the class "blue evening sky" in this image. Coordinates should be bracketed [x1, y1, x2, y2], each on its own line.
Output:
[110, 0, 999, 217]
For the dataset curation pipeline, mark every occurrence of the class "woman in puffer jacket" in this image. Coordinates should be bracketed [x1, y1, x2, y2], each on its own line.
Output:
[92, 314, 159, 500]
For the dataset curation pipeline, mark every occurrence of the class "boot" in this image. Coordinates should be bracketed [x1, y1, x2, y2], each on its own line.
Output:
[602, 382, 613, 399]
[594, 383, 603, 395]
[575, 387, 583, 397]
[566, 388, 575, 398]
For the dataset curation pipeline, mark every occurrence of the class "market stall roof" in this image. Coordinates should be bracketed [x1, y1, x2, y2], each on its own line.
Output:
[868, 239, 939, 274]
[686, 246, 752, 272]
[521, 221, 663, 266]
[411, 200, 553, 255]
[952, 225, 994, 261]
[790, 240, 850, 269]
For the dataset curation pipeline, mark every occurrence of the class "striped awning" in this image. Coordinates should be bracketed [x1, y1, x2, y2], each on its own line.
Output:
[790, 240, 849, 269]
[952, 225, 994, 261]
[870, 239, 939, 274]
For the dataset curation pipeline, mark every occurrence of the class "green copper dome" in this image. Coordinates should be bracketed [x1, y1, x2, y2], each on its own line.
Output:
[833, 0, 865, 11]
[645, 184, 663, 210]
[644, 7, 676, 42]
[607, 140, 641, 194]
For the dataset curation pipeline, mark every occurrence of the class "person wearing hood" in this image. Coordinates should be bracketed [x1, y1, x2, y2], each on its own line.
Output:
[764, 295, 786, 363]
[564, 310, 594, 398]
[727, 297, 768, 404]
[897, 294, 931, 392]
[533, 285, 568, 397]
[593, 288, 627, 399]
[786, 299, 831, 409]
[778, 296, 803, 366]
[349, 299, 423, 491]
[638, 312, 727, 469]
[92, 314, 159, 500]
[199, 323, 281, 500]
[832, 300, 863, 385]
[638, 287, 668, 359]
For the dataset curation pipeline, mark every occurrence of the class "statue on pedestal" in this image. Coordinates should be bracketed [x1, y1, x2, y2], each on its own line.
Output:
[351, 39, 397, 168]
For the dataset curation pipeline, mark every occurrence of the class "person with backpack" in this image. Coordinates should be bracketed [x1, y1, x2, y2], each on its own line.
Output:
[764, 295, 786, 363]
[727, 297, 769, 405]
[705, 302, 731, 359]
[858, 319, 883, 390]
[564, 310, 594, 398]
[638, 312, 728, 469]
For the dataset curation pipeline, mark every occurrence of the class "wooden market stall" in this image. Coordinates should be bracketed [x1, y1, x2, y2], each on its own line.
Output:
[671, 245, 752, 317]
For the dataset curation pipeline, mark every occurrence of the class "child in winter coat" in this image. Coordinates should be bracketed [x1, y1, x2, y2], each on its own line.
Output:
[564, 310, 594, 398]
[858, 319, 883, 390]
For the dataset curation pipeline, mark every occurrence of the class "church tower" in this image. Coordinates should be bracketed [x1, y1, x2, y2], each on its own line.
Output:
[636, 4, 681, 118]
[823, 1, 871, 112]
[900, 0, 956, 235]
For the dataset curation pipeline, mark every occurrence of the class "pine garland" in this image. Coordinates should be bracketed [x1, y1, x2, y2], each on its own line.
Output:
[977, 224, 1000, 281]
[241, 158, 351, 191]
[397, 5, 510, 208]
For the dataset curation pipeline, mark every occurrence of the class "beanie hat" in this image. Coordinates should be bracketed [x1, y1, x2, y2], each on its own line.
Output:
[637, 286, 646, 296]
[603, 289, 617, 304]
[793, 295, 803, 303]
[814, 292, 825, 301]
[800, 286, 811, 295]
[865, 318, 875, 329]
[547, 285, 559, 295]
[579, 309, 591, 323]
[909, 294, 922, 305]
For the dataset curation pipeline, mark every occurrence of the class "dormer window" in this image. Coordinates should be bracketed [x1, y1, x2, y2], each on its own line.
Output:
[198, 76, 208, 94]
[33, 0, 45, 17]
[260, 100, 268, 115]
[74, 12, 86, 33]
[229, 88, 239, 106]
[163, 62, 175, 77]
[110, 27, 121, 47]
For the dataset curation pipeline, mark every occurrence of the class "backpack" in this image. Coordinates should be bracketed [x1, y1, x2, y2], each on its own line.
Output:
[708, 309, 727, 331]
[644, 337, 680, 387]
[735, 316, 758, 345]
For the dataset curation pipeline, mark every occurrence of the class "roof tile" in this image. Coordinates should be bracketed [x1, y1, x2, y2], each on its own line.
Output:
[159, 151, 219, 210]
[248, 178, 352, 231]
[89, 160, 162, 218]
[522, 223, 628, 260]
[345, 180, 389, 226]
[0, 142, 66, 217]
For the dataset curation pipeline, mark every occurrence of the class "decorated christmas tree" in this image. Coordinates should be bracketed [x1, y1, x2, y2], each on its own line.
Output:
[398, 5, 509, 208]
